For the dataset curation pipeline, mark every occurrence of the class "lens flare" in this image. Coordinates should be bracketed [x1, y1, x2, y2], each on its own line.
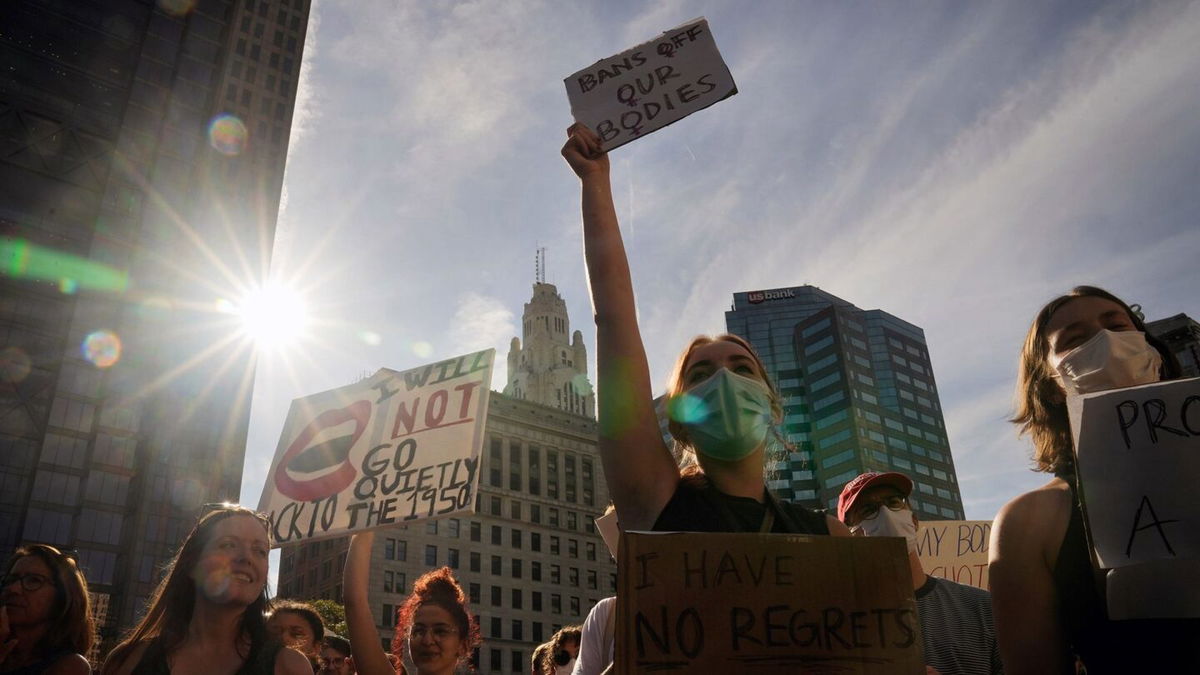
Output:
[411, 341, 434, 358]
[0, 347, 32, 384]
[237, 283, 308, 351]
[171, 477, 206, 510]
[200, 567, 233, 601]
[156, 0, 197, 17]
[208, 114, 248, 156]
[359, 331, 382, 346]
[571, 373, 594, 396]
[667, 393, 709, 425]
[82, 330, 122, 368]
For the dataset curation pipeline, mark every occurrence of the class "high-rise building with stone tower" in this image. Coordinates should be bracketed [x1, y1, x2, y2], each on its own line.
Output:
[504, 251, 594, 418]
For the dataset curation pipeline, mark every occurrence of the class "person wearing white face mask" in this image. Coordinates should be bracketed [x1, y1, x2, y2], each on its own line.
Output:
[561, 124, 850, 537]
[990, 286, 1198, 674]
[839, 473, 1002, 675]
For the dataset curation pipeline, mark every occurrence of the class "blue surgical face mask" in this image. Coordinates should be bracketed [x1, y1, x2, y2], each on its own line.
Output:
[675, 368, 773, 462]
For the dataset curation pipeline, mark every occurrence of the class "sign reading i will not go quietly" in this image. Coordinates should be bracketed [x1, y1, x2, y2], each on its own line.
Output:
[565, 17, 737, 152]
[1067, 377, 1200, 568]
[257, 350, 493, 546]
[618, 531, 922, 674]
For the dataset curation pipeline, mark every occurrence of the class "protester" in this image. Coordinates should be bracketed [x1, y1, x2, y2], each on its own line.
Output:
[989, 286, 1198, 673]
[101, 504, 311, 675]
[547, 626, 580, 675]
[343, 532, 477, 675]
[839, 472, 1002, 675]
[0, 544, 93, 674]
[317, 635, 353, 675]
[529, 644, 550, 675]
[561, 123, 849, 537]
[571, 597, 615, 675]
[268, 600, 325, 671]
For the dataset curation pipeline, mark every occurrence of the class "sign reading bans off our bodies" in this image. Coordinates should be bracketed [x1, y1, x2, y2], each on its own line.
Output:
[618, 532, 922, 674]
[257, 350, 494, 545]
[565, 17, 736, 152]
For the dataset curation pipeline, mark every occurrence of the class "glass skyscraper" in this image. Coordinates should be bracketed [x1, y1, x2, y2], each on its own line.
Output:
[0, 0, 309, 655]
[726, 285, 965, 520]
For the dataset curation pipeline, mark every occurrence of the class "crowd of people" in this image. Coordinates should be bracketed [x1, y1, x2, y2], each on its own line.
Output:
[0, 124, 1195, 674]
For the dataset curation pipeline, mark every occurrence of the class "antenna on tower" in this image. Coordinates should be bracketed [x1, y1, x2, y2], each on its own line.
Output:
[535, 246, 546, 284]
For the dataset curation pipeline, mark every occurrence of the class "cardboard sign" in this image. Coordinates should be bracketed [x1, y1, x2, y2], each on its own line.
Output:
[618, 531, 922, 674]
[565, 17, 737, 151]
[257, 350, 494, 545]
[915, 520, 992, 589]
[1067, 377, 1200, 568]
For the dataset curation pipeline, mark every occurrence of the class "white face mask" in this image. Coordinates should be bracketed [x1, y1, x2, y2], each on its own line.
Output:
[1050, 329, 1162, 396]
[853, 507, 918, 553]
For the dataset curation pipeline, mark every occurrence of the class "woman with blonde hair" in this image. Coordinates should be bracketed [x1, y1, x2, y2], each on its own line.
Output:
[101, 504, 311, 675]
[561, 124, 848, 537]
[0, 543, 93, 674]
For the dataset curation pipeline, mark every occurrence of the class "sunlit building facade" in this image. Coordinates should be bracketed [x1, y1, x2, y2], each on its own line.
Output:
[0, 0, 309, 654]
[1147, 312, 1200, 378]
[726, 286, 965, 520]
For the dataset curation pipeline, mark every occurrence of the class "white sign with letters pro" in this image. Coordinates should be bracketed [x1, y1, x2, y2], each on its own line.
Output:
[565, 17, 737, 151]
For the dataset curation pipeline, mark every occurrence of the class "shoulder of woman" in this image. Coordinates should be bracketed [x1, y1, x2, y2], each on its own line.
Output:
[101, 640, 152, 675]
[274, 645, 314, 675]
[44, 653, 93, 675]
[991, 477, 1072, 564]
[824, 514, 852, 537]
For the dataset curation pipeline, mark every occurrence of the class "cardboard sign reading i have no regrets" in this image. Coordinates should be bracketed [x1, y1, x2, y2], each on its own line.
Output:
[618, 532, 923, 674]
[565, 17, 737, 151]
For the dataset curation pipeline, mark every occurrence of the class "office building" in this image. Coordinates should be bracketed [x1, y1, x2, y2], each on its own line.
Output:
[0, 0, 310, 653]
[726, 286, 965, 520]
[278, 282, 614, 674]
[1147, 313, 1200, 378]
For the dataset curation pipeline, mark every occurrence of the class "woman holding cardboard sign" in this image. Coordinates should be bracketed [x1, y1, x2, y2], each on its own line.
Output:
[989, 286, 1198, 673]
[561, 124, 848, 538]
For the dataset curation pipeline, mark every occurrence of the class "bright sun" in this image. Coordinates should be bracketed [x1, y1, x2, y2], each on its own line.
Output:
[237, 283, 309, 351]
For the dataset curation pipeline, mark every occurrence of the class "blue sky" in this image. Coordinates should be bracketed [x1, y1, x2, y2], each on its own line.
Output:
[239, 0, 1200, 525]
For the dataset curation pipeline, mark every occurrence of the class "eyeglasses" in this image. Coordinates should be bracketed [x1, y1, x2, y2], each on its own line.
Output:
[409, 625, 459, 641]
[855, 494, 909, 521]
[317, 656, 347, 669]
[1, 572, 51, 592]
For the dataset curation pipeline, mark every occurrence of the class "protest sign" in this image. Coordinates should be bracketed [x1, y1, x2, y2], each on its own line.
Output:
[257, 350, 493, 545]
[595, 509, 619, 560]
[618, 531, 922, 674]
[915, 520, 991, 589]
[1067, 377, 1200, 569]
[565, 17, 737, 151]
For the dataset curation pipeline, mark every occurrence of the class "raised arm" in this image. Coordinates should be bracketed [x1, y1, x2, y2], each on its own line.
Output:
[988, 485, 1072, 675]
[562, 124, 680, 531]
[343, 533, 395, 675]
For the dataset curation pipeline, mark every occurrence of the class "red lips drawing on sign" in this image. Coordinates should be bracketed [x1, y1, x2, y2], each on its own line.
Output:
[274, 400, 372, 501]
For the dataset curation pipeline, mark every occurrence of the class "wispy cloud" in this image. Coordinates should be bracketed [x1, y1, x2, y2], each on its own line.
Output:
[447, 292, 517, 390]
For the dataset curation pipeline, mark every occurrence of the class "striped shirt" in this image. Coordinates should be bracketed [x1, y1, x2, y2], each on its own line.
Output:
[916, 576, 1003, 674]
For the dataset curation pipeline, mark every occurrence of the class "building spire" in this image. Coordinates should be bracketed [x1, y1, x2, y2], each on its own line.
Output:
[535, 246, 546, 284]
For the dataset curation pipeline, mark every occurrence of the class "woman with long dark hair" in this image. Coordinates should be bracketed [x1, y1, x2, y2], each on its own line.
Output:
[101, 505, 311, 675]
[0, 543, 93, 674]
[560, 124, 848, 537]
[344, 532, 479, 675]
[989, 286, 1198, 673]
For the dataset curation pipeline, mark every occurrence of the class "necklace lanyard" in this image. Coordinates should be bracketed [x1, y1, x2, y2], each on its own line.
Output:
[707, 484, 784, 533]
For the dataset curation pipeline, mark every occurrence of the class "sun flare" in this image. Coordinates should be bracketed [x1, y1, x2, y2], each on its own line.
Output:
[236, 283, 310, 351]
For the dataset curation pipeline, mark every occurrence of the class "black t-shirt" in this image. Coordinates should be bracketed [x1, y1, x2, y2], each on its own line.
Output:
[652, 479, 830, 534]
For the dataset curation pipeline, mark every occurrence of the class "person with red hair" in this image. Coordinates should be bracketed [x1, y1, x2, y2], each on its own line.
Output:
[344, 533, 479, 675]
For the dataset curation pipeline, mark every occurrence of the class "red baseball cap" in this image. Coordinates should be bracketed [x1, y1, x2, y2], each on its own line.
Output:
[837, 472, 914, 524]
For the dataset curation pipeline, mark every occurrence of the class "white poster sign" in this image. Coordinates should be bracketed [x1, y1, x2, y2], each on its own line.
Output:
[257, 350, 494, 545]
[1067, 377, 1200, 568]
[915, 520, 992, 589]
[565, 17, 737, 151]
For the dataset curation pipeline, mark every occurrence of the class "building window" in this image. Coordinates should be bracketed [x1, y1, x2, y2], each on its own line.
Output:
[491, 585, 502, 606]
[491, 556, 502, 575]
[565, 454, 577, 503]
[534, 621, 544, 642]
[490, 496, 502, 515]
[528, 446, 541, 495]
[469, 583, 480, 604]
[491, 526, 502, 546]
[551, 564, 561, 584]
[570, 597, 580, 616]
[569, 567, 579, 587]
[530, 504, 541, 524]
[551, 594, 562, 614]
[512, 650, 524, 673]
[470, 521, 481, 542]
[512, 559, 522, 579]
[470, 552, 481, 572]
[512, 589, 523, 610]
[511, 529, 522, 549]
[509, 440, 522, 490]
[448, 548, 460, 569]
[489, 438, 503, 486]
[424, 545, 437, 566]
[510, 501, 521, 520]
[531, 561, 542, 582]
[547, 451, 559, 499]
[396, 541, 407, 561]
[568, 539, 578, 559]
[549, 509, 559, 527]
[586, 542, 596, 561]
[550, 537, 560, 555]
[567, 512, 577, 530]
[532, 592, 542, 612]
[531, 533, 541, 552]
[382, 604, 395, 628]
[448, 518, 460, 538]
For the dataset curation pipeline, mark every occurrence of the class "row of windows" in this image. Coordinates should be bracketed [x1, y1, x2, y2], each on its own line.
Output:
[487, 439, 596, 506]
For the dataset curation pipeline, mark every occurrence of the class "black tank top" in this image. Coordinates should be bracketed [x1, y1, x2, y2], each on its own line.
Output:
[129, 637, 284, 675]
[1053, 477, 1199, 672]
[652, 479, 830, 534]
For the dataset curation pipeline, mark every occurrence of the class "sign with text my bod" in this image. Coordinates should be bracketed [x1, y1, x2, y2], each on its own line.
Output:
[1067, 377, 1200, 618]
[618, 532, 922, 673]
[257, 350, 493, 546]
[565, 17, 737, 152]
[915, 520, 992, 589]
